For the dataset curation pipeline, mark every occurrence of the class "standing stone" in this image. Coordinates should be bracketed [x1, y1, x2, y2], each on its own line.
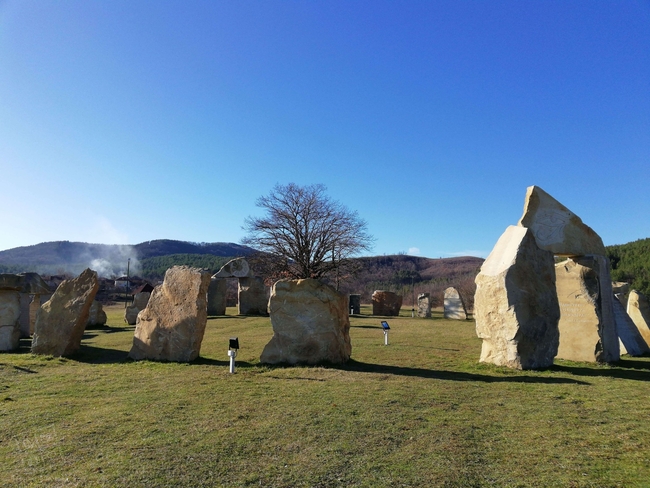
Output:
[261, 279, 351, 365]
[349, 294, 361, 315]
[207, 279, 227, 315]
[133, 292, 151, 310]
[417, 293, 431, 318]
[613, 297, 649, 356]
[627, 290, 650, 347]
[87, 301, 107, 328]
[443, 287, 467, 320]
[213, 257, 252, 278]
[518, 185, 606, 256]
[238, 276, 268, 315]
[475, 226, 560, 369]
[125, 305, 140, 326]
[124, 292, 151, 325]
[18, 293, 31, 338]
[612, 282, 631, 305]
[372, 291, 402, 316]
[129, 266, 211, 362]
[555, 256, 619, 363]
[0, 291, 21, 351]
[32, 269, 99, 357]
[29, 294, 51, 335]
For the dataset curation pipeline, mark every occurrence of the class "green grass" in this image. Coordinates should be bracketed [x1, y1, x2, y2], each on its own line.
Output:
[1, 304, 650, 487]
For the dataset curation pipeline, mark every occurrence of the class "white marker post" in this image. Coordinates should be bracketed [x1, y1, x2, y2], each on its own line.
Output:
[228, 337, 239, 374]
[381, 321, 390, 346]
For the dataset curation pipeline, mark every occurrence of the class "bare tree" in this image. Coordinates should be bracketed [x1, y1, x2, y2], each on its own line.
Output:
[242, 183, 374, 284]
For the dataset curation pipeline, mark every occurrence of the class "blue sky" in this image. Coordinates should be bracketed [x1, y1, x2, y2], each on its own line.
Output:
[1, 0, 648, 258]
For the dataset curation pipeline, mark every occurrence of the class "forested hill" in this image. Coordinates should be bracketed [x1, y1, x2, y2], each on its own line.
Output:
[0, 240, 255, 276]
[607, 238, 650, 298]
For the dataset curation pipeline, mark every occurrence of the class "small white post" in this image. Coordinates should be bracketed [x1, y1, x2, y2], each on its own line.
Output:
[383, 329, 389, 346]
[228, 349, 237, 373]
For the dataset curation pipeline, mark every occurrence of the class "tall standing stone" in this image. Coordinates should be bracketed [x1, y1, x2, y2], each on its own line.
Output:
[613, 297, 649, 356]
[417, 293, 431, 318]
[443, 287, 467, 320]
[261, 279, 351, 365]
[475, 226, 560, 369]
[238, 276, 269, 315]
[555, 257, 619, 363]
[87, 301, 107, 328]
[207, 279, 227, 315]
[627, 290, 650, 347]
[0, 291, 21, 351]
[31, 269, 99, 357]
[372, 290, 402, 316]
[349, 294, 361, 315]
[129, 266, 211, 362]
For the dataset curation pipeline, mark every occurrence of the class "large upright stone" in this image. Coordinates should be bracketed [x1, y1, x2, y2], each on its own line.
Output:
[31, 269, 99, 357]
[555, 256, 619, 363]
[613, 297, 649, 356]
[238, 276, 268, 315]
[612, 282, 631, 305]
[18, 293, 31, 338]
[129, 266, 211, 362]
[627, 290, 650, 347]
[349, 294, 361, 315]
[0, 291, 21, 351]
[207, 279, 227, 315]
[372, 290, 402, 316]
[518, 186, 606, 256]
[86, 301, 107, 328]
[261, 279, 351, 365]
[475, 226, 560, 369]
[417, 293, 431, 318]
[125, 292, 151, 325]
[443, 287, 467, 320]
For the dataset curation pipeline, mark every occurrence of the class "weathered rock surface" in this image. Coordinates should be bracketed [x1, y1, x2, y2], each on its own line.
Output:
[29, 294, 51, 336]
[475, 226, 560, 369]
[0, 273, 50, 293]
[129, 266, 211, 362]
[238, 276, 268, 315]
[372, 290, 402, 316]
[212, 257, 252, 279]
[19, 293, 31, 338]
[613, 297, 649, 356]
[207, 279, 227, 315]
[417, 293, 431, 318]
[260, 279, 351, 365]
[349, 294, 361, 315]
[124, 292, 151, 325]
[133, 292, 151, 311]
[125, 305, 140, 326]
[31, 269, 99, 357]
[627, 290, 650, 347]
[87, 300, 107, 328]
[555, 256, 619, 363]
[0, 291, 21, 351]
[518, 186, 606, 256]
[443, 287, 467, 320]
[612, 281, 631, 305]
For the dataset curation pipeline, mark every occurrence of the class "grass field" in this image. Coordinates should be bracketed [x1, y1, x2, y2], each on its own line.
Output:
[1, 304, 650, 487]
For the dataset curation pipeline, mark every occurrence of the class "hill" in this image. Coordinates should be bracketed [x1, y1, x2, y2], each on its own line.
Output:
[606, 237, 650, 298]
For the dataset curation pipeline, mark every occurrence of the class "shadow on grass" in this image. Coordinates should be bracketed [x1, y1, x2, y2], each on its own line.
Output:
[338, 360, 590, 385]
[551, 360, 650, 382]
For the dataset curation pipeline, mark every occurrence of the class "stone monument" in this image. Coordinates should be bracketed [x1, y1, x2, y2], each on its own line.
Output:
[260, 279, 351, 365]
[349, 294, 361, 315]
[129, 266, 211, 362]
[627, 290, 650, 347]
[417, 293, 431, 318]
[207, 278, 227, 316]
[443, 287, 467, 320]
[371, 290, 402, 316]
[212, 258, 269, 316]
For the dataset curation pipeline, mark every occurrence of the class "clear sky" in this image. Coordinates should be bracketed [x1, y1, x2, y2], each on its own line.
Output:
[1, 1, 648, 258]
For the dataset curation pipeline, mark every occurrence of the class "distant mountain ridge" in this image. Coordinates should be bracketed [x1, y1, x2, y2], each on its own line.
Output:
[0, 239, 255, 266]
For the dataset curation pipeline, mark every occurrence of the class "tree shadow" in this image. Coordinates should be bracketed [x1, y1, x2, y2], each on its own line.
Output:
[337, 359, 590, 385]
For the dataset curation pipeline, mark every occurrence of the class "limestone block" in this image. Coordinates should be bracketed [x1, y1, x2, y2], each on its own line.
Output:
[32, 269, 99, 357]
[0, 291, 21, 351]
[0, 273, 50, 293]
[349, 294, 361, 315]
[627, 290, 650, 347]
[29, 294, 51, 336]
[417, 293, 431, 318]
[207, 279, 227, 316]
[612, 282, 630, 305]
[19, 293, 31, 338]
[87, 301, 107, 328]
[443, 287, 467, 320]
[372, 291, 402, 316]
[475, 226, 560, 369]
[555, 256, 619, 363]
[133, 292, 151, 311]
[261, 279, 351, 365]
[129, 266, 211, 362]
[125, 305, 140, 326]
[613, 297, 649, 356]
[238, 276, 268, 315]
[212, 257, 253, 279]
[518, 186, 605, 256]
